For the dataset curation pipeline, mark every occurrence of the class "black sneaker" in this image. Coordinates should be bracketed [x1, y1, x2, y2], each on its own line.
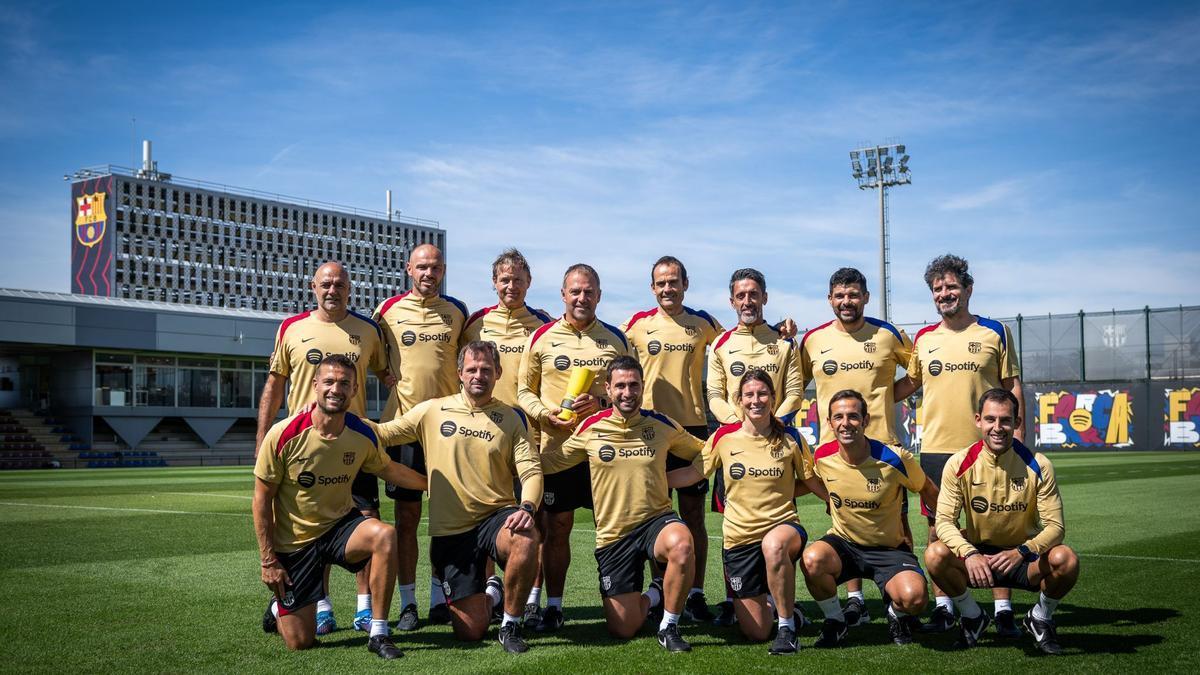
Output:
[921, 605, 957, 633]
[713, 600, 737, 627]
[486, 576, 504, 625]
[498, 622, 530, 654]
[684, 591, 714, 623]
[536, 605, 564, 633]
[522, 603, 542, 630]
[954, 611, 991, 649]
[888, 612, 918, 645]
[395, 603, 419, 631]
[262, 599, 278, 634]
[844, 597, 870, 626]
[814, 618, 848, 648]
[769, 625, 798, 655]
[792, 602, 811, 630]
[994, 609, 1022, 638]
[428, 602, 452, 625]
[657, 622, 692, 652]
[1023, 611, 1064, 655]
[367, 634, 404, 660]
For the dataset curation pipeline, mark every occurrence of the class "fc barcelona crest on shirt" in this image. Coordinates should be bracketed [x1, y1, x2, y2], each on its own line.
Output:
[866, 477, 882, 493]
[596, 338, 609, 349]
[969, 341, 982, 354]
[864, 341, 877, 354]
[1010, 476, 1027, 491]
[767, 343, 779, 356]
[75, 192, 107, 247]
[642, 427, 655, 441]
[771, 445, 788, 460]
[343, 452, 356, 466]
[348, 334, 361, 346]
[684, 325, 699, 337]
[489, 411, 504, 425]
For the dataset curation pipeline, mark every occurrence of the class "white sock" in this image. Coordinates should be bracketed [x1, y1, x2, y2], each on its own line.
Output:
[778, 615, 795, 630]
[270, 598, 280, 618]
[527, 586, 542, 606]
[994, 598, 1013, 614]
[485, 583, 502, 607]
[888, 604, 909, 619]
[643, 586, 662, 609]
[357, 594, 371, 613]
[430, 578, 446, 606]
[369, 618, 388, 638]
[689, 586, 704, 598]
[659, 610, 681, 631]
[936, 595, 954, 612]
[317, 597, 333, 614]
[817, 596, 845, 622]
[952, 591, 982, 619]
[502, 612, 521, 627]
[398, 583, 416, 608]
[847, 590, 865, 601]
[1032, 593, 1061, 622]
[547, 596, 563, 610]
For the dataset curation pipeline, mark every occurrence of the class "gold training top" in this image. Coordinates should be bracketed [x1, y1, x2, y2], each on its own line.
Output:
[376, 393, 541, 536]
[694, 422, 815, 548]
[540, 408, 703, 548]
[268, 310, 388, 417]
[463, 303, 554, 408]
[706, 322, 804, 424]
[935, 440, 1065, 558]
[254, 411, 391, 552]
[813, 439, 926, 548]
[373, 291, 469, 421]
[622, 306, 724, 427]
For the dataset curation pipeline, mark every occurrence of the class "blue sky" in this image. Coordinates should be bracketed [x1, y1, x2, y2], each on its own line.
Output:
[1, 1, 1197, 329]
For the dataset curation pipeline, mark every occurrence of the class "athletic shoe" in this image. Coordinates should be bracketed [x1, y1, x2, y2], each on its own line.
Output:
[367, 634, 404, 660]
[1023, 611, 1064, 655]
[954, 611, 991, 649]
[657, 623, 692, 652]
[353, 608, 372, 632]
[713, 600, 738, 627]
[498, 622, 530, 654]
[522, 603, 542, 630]
[395, 603, 419, 631]
[316, 609, 336, 635]
[843, 597, 870, 626]
[792, 602, 811, 630]
[684, 591, 714, 623]
[769, 625, 798, 655]
[888, 612, 918, 645]
[486, 576, 504, 625]
[428, 602, 452, 625]
[921, 605, 957, 633]
[814, 618, 847, 648]
[536, 605, 564, 633]
[262, 599, 278, 634]
[994, 609, 1022, 638]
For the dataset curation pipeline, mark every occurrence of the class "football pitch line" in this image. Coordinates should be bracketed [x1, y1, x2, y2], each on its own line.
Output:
[0, 500, 247, 517]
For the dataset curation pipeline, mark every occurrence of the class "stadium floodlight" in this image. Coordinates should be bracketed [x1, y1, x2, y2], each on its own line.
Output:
[848, 141, 911, 321]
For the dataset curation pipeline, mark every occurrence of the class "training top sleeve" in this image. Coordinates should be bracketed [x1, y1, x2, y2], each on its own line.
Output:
[666, 420, 704, 462]
[693, 433, 722, 478]
[375, 401, 428, 448]
[775, 341, 806, 417]
[893, 327, 914, 376]
[935, 452, 976, 558]
[268, 322, 291, 378]
[253, 425, 285, 484]
[906, 344, 925, 387]
[900, 449, 927, 492]
[539, 426, 589, 475]
[705, 344, 739, 424]
[358, 420, 393, 475]
[1000, 323, 1021, 380]
[517, 334, 551, 422]
[792, 433, 816, 480]
[1026, 455, 1065, 555]
[368, 327, 389, 375]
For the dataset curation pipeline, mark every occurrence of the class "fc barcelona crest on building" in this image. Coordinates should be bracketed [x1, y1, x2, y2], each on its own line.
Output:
[75, 192, 107, 247]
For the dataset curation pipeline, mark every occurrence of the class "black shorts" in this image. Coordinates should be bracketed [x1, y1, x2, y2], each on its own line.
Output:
[430, 507, 517, 602]
[594, 512, 682, 597]
[351, 470, 380, 512]
[542, 462, 593, 513]
[668, 425, 710, 499]
[822, 534, 924, 590]
[275, 510, 369, 615]
[723, 521, 808, 598]
[384, 441, 426, 502]
[971, 544, 1039, 591]
[919, 453, 952, 518]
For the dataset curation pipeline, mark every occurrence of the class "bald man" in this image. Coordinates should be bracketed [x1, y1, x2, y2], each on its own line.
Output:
[258, 261, 394, 634]
[373, 243, 470, 629]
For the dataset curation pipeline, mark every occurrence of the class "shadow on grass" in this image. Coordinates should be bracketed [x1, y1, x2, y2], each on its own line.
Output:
[1055, 604, 1180, 628]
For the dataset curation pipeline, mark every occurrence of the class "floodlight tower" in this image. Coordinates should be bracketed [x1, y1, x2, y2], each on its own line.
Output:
[849, 143, 910, 321]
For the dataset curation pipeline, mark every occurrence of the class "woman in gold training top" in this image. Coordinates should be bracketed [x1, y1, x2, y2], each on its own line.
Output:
[668, 370, 828, 655]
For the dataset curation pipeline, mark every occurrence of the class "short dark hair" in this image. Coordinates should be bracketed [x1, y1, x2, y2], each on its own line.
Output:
[317, 354, 357, 381]
[457, 340, 500, 371]
[563, 263, 600, 287]
[605, 355, 643, 382]
[738, 368, 776, 398]
[652, 256, 688, 285]
[828, 389, 867, 417]
[492, 248, 531, 280]
[729, 268, 766, 295]
[924, 254, 973, 289]
[829, 267, 868, 293]
[977, 388, 1019, 416]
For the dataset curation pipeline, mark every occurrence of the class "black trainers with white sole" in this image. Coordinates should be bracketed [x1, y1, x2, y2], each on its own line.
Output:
[814, 618, 848, 648]
[843, 597, 870, 626]
[769, 625, 799, 655]
[1023, 611, 1064, 655]
[367, 634, 404, 660]
[954, 611, 991, 649]
[657, 623, 692, 652]
[498, 622, 530, 654]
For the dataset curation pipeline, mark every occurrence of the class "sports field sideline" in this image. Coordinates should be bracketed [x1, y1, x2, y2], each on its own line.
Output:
[2, 451, 1197, 673]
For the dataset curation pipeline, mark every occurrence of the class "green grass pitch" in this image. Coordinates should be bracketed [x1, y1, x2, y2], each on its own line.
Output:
[1, 451, 1197, 672]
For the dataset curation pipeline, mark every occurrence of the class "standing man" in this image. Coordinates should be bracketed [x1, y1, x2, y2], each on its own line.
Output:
[925, 389, 1078, 653]
[902, 253, 1024, 636]
[376, 341, 543, 653]
[257, 261, 393, 634]
[517, 263, 632, 632]
[798, 267, 914, 627]
[374, 243, 470, 629]
[254, 355, 426, 659]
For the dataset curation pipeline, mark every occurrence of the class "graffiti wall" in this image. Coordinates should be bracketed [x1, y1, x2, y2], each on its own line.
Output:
[1164, 387, 1200, 448]
[1035, 389, 1134, 449]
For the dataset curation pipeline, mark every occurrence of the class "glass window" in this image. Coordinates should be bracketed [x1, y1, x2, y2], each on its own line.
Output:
[135, 364, 176, 406]
[179, 367, 219, 407]
[221, 370, 254, 408]
[97, 352, 134, 365]
[179, 357, 218, 368]
[95, 364, 133, 406]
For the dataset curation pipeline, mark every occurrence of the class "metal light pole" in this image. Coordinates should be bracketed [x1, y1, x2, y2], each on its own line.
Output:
[849, 143, 910, 321]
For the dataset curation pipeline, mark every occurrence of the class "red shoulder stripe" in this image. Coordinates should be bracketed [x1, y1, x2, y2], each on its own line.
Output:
[529, 320, 557, 347]
[713, 328, 736, 351]
[376, 291, 411, 318]
[576, 408, 613, 435]
[814, 440, 841, 460]
[276, 310, 313, 341]
[465, 304, 497, 330]
[955, 440, 985, 477]
[275, 410, 314, 456]
[710, 422, 741, 449]
[913, 322, 941, 345]
[624, 308, 658, 332]
[799, 319, 835, 352]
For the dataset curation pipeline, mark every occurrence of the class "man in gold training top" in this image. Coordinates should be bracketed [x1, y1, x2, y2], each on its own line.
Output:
[517, 263, 632, 632]
[254, 355, 426, 659]
[902, 253, 1024, 635]
[373, 243, 469, 629]
[375, 341, 543, 654]
[541, 356, 703, 652]
[926, 389, 1078, 654]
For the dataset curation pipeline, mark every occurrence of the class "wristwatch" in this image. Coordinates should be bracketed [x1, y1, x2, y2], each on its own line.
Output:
[520, 501, 536, 516]
[1017, 544, 1038, 562]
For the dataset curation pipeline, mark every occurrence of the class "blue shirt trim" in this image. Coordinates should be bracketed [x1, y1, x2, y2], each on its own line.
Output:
[977, 316, 1007, 350]
[869, 438, 907, 477]
[864, 316, 903, 343]
[1011, 440, 1042, 481]
[344, 413, 378, 446]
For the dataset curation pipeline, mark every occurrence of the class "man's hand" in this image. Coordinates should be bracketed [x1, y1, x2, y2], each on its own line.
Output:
[262, 558, 291, 599]
[383, 373, 398, 389]
[776, 318, 798, 340]
[987, 548, 1024, 576]
[965, 552, 994, 588]
[504, 506, 535, 532]
[570, 393, 600, 419]
[543, 408, 577, 431]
